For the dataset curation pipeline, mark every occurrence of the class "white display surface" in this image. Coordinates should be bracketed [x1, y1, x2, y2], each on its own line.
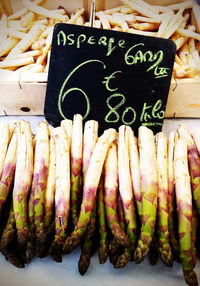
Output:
[0, 249, 200, 286]
[0, 116, 200, 286]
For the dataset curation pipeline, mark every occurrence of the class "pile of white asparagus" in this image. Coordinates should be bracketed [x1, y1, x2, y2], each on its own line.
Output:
[0, 115, 200, 286]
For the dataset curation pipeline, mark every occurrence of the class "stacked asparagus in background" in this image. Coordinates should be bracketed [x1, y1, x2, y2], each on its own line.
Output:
[1, 117, 200, 286]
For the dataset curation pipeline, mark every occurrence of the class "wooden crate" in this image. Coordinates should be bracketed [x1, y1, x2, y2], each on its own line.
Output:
[0, 0, 199, 118]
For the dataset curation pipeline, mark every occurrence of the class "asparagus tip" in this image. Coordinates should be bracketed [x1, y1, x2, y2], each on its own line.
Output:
[49, 239, 63, 263]
[98, 242, 108, 264]
[183, 270, 198, 286]
[5, 254, 25, 268]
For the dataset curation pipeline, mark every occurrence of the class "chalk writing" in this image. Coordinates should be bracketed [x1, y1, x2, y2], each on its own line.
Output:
[102, 71, 122, 92]
[57, 30, 126, 57]
[140, 100, 165, 123]
[45, 23, 176, 134]
[58, 59, 106, 119]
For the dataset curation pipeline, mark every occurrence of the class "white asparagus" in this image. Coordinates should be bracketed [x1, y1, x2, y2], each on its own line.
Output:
[163, 8, 184, 39]
[0, 127, 18, 211]
[193, 3, 200, 33]
[0, 38, 19, 58]
[13, 120, 33, 245]
[7, 23, 45, 58]
[118, 125, 137, 247]
[82, 120, 98, 179]
[36, 26, 53, 65]
[126, 127, 141, 217]
[22, 0, 68, 22]
[96, 11, 111, 29]
[8, 0, 44, 20]
[134, 126, 157, 263]
[33, 121, 50, 228]
[54, 126, 71, 235]
[0, 57, 34, 68]
[106, 15, 129, 32]
[156, 132, 173, 267]
[0, 14, 7, 43]
[20, 12, 35, 27]
[157, 11, 174, 38]
[9, 50, 42, 59]
[174, 138, 197, 286]
[68, 8, 84, 24]
[70, 114, 83, 225]
[61, 119, 72, 147]
[191, 129, 200, 155]
[44, 129, 56, 227]
[0, 123, 10, 179]
[7, 29, 27, 40]
[177, 28, 200, 41]
[122, 0, 162, 21]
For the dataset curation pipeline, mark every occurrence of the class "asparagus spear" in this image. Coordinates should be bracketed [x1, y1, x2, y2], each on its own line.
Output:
[34, 128, 56, 259]
[0, 123, 9, 180]
[32, 121, 49, 257]
[1, 207, 16, 256]
[112, 152, 133, 269]
[118, 126, 137, 250]
[44, 129, 56, 229]
[191, 129, 200, 156]
[82, 121, 99, 241]
[109, 194, 125, 265]
[98, 176, 108, 264]
[78, 120, 99, 275]
[104, 142, 131, 248]
[0, 128, 18, 216]
[174, 138, 197, 286]
[27, 132, 37, 263]
[178, 125, 200, 217]
[112, 126, 137, 269]
[70, 114, 83, 226]
[61, 119, 72, 147]
[126, 128, 142, 218]
[168, 131, 180, 261]
[13, 121, 33, 246]
[82, 120, 98, 180]
[8, 121, 17, 138]
[62, 128, 117, 254]
[78, 200, 97, 276]
[114, 126, 139, 269]
[49, 126, 71, 262]
[78, 239, 94, 276]
[134, 126, 157, 264]
[27, 175, 35, 263]
[1, 207, 24, 268]
[191, 208, 198, 268]
[156, 132, 173, 267]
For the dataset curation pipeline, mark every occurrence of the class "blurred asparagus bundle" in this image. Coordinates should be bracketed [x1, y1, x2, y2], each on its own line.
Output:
[0, 116, 200, 286]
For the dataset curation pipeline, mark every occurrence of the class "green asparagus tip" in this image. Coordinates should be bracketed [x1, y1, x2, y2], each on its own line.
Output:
[78, 254, 91, 276]
[98, 242, 108, 264]
[5, 254, 25, 268]
[113, 249, 131, 269]
[49, 239, 63, 263]
[183, 270, 198, 286]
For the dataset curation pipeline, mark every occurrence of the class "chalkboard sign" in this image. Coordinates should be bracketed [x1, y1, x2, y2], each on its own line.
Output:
[44, 23, 176, 134]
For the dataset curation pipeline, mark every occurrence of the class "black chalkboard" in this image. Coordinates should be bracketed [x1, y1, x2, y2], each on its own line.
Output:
[44, 23, 176, 134]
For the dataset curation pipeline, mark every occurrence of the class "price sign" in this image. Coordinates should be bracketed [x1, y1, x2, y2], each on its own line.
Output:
[44, 23, 176, 134]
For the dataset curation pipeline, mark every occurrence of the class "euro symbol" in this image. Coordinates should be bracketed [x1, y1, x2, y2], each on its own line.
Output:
[102, 71, 122, 92]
